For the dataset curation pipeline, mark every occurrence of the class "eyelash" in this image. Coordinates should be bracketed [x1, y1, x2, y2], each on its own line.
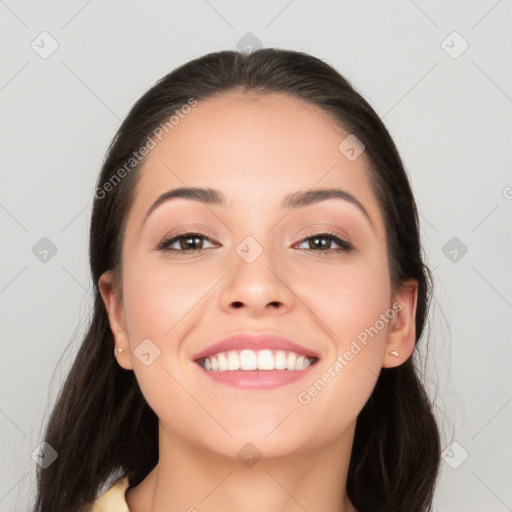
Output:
[158, 230, 353, 255]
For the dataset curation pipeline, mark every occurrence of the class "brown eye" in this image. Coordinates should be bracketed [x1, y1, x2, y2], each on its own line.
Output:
[158, 232, 217, 252]
[295, 232, 353, 254]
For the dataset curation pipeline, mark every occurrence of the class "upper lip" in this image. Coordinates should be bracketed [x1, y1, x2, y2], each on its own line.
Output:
[192, 333, 320, 361]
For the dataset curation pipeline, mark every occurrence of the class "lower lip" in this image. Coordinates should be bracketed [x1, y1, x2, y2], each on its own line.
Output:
[194, 361, 318, 389]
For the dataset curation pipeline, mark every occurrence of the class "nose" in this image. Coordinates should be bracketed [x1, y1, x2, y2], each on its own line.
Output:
[218, 241, 297, 318]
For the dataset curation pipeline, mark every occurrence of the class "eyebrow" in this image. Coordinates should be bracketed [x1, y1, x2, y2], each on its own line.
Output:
[143, 186, 373, 228]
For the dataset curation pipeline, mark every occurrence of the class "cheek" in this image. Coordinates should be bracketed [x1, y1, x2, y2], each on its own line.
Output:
[119, 260, 202, 423]
[119, 257, 218, 403]
[292, 248, 392, 411]
[294, 247, 392, 346]
[121, 257, 212, 341]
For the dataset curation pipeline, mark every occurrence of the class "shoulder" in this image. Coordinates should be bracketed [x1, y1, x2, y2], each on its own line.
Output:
[88, 476, 131, 512]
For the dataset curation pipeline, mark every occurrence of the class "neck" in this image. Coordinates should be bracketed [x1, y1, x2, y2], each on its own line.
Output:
[126, 423, 358, 512]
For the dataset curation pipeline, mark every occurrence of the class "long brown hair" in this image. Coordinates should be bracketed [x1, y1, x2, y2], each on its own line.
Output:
[34, 48, 440, 512]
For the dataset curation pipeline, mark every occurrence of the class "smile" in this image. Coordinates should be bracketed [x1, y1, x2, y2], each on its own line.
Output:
[197, 349, 318, 371]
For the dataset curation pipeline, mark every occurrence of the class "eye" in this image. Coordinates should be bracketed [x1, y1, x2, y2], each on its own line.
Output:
[157, 230, 353, 254]
[295, 231, 353, 254]
[158, 231, 218, 252]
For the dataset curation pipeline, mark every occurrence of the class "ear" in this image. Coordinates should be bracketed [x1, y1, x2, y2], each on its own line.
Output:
[382, 278, 418, 368]
[98, 270, 133, 370]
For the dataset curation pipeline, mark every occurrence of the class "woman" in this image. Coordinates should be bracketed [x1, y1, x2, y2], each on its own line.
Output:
[34, 48, 440, 512]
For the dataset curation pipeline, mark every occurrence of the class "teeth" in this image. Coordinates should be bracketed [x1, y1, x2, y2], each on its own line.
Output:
[227, 350, 240, 370]
[217, 352, 228, 371]
[199, 349, 316, 371]
[257, 349, 274, 370]
[286, 352, 297, 370]
[274, 350, 287, 369]
[240, 349, 257, 370]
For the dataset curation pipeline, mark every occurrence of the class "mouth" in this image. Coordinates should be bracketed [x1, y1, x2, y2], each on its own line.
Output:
[196, 349, 319, 371]
[191, 333, 320, 389]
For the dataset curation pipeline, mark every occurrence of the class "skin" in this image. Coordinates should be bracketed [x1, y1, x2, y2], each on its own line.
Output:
[99, 91, 418, 512]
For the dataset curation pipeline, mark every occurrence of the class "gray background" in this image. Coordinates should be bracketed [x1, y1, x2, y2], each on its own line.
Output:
[1, 0, 511, 510]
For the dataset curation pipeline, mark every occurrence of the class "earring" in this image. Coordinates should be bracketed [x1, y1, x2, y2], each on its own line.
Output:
[389, 350, 400, 357]
[114, 348, 124, 357]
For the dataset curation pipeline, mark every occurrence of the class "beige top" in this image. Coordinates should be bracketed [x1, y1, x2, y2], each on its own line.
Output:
[89, 476, 130, 512]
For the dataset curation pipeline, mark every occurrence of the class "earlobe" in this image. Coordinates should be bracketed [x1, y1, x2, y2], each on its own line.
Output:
[98, 270, 133, 370]
[382, 279, 418, 368]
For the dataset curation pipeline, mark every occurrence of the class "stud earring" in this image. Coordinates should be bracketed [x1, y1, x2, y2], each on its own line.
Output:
[114, 348, 124, 357]
[389, 350, 400, 357]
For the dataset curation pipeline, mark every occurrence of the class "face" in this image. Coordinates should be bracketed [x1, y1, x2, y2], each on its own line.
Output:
[100, 91, 417, 459]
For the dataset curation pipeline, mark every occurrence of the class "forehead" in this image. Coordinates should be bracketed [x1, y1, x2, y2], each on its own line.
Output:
[126, 91, 384, 233]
